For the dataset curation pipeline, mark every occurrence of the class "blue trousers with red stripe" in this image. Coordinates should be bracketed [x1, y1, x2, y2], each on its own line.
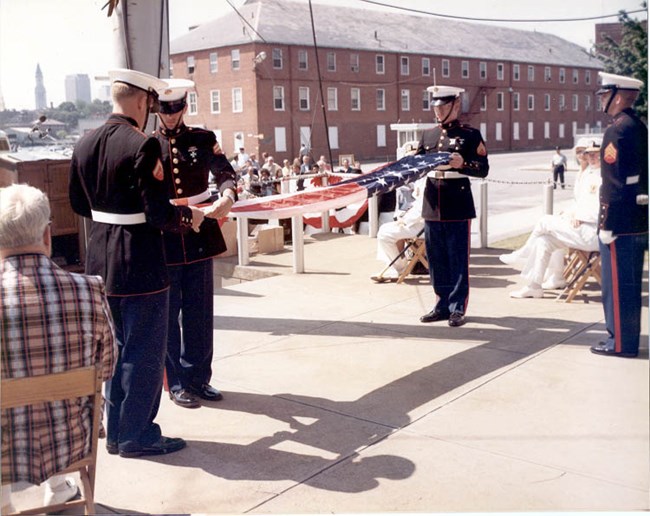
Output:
[424, 219, 471, 315]
[599, 232, 648, 354]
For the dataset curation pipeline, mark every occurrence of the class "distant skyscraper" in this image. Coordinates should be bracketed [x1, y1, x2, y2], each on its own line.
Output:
[35, 63, 47, 110]
[65, 74, 92, 104]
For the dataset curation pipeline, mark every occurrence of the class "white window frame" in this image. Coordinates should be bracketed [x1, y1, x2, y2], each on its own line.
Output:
[273, 86, 285, 111]
[497, 63, 504, 80]
[544, 66, 551, 82]
[299, 86, 310, 111]
[327, 52, 336, 72]
[327, 87, 338, 111]
[513, 121, 520, 141]
[513, 92, 520, 111]
[572, 93, 579, 111]
[479, 61, 487, 79]
[328, 126, 339, 149]
[232, 87, 242, 113]
[480, 92, 487, 111]
[231, 49, 240, 70]
[422, 57, 431, 76]
[513, 64, 520, 81]
[376, 88, 385, 111]
[298, 50, 308, 70]
[275, 127, 287, 152]
[527, 94, 535, 111]
[572, 69, 579, 84]
[461, 60, 469, 79]
[479, 122, 487, 141]
[351, 88, 361, 111]
[188, 92, 197, 115]
[377, 124, 386, 147]
[422, 90, 430, 111]
[401, 89, 410, 111]
[210, 90, 220, 113]
[528, 121, 534, 139]
[559, 68, 566, 84]
[350, 53, 359, 72]
[544, 93, 551, 111]
[527, 65, 535, 81]
[585, 94, 591, 111]
[559, 94, 566, 111]
[544, 121, 550, 139]
[209, 52, 218, 73]
[496, 92, 504, 111]
[585, 70, 591, 84]
[401, 56, 410, 76]
[187, 55, 195, 74]
[272, 48, 283, 69]
[376, 54, 385, 74]
[442, 59, 450, 78]
[559, 123, 565, 138]
[495, 122, 503, 141]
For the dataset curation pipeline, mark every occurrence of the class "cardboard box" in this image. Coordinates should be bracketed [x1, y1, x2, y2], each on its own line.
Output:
[257, 225, 284, 254]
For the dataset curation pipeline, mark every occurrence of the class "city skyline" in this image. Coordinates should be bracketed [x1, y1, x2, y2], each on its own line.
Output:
[0, 0, 646, 110]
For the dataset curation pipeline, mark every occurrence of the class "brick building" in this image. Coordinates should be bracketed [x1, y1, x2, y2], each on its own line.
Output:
[170, 0, 606, 163]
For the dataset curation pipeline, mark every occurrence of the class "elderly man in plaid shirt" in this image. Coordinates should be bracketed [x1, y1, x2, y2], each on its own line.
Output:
[0, 184, 117, 512]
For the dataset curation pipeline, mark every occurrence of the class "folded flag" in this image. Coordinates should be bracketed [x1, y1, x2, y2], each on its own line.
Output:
[228, 152, 451, 220]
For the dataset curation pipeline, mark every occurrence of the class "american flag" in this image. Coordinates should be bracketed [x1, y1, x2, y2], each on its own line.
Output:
[228, 152, 450, 220]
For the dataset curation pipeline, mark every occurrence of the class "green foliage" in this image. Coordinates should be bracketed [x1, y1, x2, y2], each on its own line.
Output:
[596, 3, 648, 121]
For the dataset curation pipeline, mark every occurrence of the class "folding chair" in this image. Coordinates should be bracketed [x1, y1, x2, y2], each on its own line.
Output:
[397, 238, 429, 284]
[556, 249, 601, 303]
[1, 365, 103, 515]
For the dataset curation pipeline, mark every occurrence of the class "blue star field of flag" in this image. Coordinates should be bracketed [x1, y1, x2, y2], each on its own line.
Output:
[336, 152, 451, 196]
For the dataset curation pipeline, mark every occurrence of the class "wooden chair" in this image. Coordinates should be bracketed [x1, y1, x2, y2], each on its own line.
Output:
[397, 238, 429, 284]
[556, 249, 602, 303]
[1, 365, 103, 515]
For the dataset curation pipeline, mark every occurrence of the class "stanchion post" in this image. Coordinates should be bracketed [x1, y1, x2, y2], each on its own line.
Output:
[479, 180, 488, 248]
[291, 215, 305, 273]
[543, 182, 554, 215]
[368, 195, 379, 237]
[236, 216, 250, 266]
[320, 175, 330, 232]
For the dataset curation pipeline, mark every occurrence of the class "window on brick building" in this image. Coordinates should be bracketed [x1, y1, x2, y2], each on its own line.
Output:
[559, 123, 565, 138]
[544, 93, 551, 111]
[231, 49, 240, 70]
[544, 66, 551, 82]
[544, 121, 550, 139]
[572, 93, 578, 111]
[232, 88, 242, 112]
[376, 88, 385, 110]
[585, 94, 591, 111]
[350, 53, 359, 72]
[272, 48, 283, 69]
[327, 52, 336, 72]
[187, 55, 195, 74]
[513, 92, 520, 111]
[422, 90, 430, 111]
[377, 125, 386, 147]
[480, 122, 487, 140]
[298, 50, 308, 70]
[527, 94, 534, 110]
[188, 92, 197, 115]
[422, 57, 431, 76]
[559, 68, 565, 83]
[559, 94, 566, 111]
[572, 69, 579, 84]
[513, 64, 520, 81]
[513, 122, 520, 140]
[273, 86, 285, 111]
[497, 63, 504, 80]
[275, 127, 287, 153]
[210, 90, 220, 113]
[376, 54, 385, 74]
[401, 56, 409, 75]
[442, 59, 450, 77]
[528, 121, 534, 139]
[480, 92, 487, 111]
[401, 89, 410, 111]
[209, 53, 218, 73]
[495, 122, 503, 141]
[461, 60, 469, 79]
[496, 92, 504, 111]
[479, 62, 487, 79]
[351, 88, 361, 111]
[329, 127, 339, 149]
[585, 70, 591, 84]
[527, 65, 534, 81]
[327, 87, 338, 110]
[299, 87, 310, 110]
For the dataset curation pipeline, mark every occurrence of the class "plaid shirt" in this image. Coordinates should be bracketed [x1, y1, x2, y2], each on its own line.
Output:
[1, 253, 117, 484]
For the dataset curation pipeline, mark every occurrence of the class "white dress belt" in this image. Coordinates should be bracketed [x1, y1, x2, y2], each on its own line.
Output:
[169, 188, 211, 206]
[427, 170, 465, 180]
[91, 210, 146, 225]
[626, 175, 640, 185]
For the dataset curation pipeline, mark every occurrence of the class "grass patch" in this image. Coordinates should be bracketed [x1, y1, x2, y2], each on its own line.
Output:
[491, 232, 531, 251]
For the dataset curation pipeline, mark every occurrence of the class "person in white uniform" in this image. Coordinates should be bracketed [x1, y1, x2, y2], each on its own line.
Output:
[371, 177, 426, 282]
[500, 143, 602, 298]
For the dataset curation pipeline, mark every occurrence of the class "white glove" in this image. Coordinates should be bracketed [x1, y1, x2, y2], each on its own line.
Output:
[599, 230, 617, 245]
[189, 206, 205, 233]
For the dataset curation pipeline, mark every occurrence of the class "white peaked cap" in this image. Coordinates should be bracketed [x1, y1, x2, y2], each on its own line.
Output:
[157, 78, 196, 102]
[108, 68, 167, 93]
[597, 72, 644, 93]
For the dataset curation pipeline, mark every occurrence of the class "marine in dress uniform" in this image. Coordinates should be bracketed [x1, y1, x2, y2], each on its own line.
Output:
[69, 69, 204, 457]
[592, 72, 648, 358]
[416, 85, 489, 327]
[154, 79, 238, 408]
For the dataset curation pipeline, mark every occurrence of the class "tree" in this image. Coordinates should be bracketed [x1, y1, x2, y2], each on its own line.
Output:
[596, 3, 648, 121]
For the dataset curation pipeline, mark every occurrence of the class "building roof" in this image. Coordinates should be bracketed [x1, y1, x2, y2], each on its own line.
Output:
[171, 0, 601, 68]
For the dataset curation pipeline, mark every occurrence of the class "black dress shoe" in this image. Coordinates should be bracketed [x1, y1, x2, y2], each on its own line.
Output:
[119, 436, 187, 458]
[190, 383, 223, 401]
[420, 310, 450, 323]
[590, 342, 637, 358]
[169, 388, 200, 408]
[106, 441, 118, 455]
[448, 312, 466, 327]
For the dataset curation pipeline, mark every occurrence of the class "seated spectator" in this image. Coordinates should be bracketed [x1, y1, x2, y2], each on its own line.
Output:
[339, 158, 354, 174]
[352, 160, 363, 174]
[259, 168, 275, 196]
[249, 153, 260, 170]
[0, 184, 117, 512]
[317, 155, 332, 172]
[281, 159, 291, 177]
[371, 177, 426, 282]
[265, 156, 282, 176]
[500, 144, 602, 298]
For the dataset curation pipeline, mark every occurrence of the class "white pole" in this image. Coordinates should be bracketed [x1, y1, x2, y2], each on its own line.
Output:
[543, 182, 554, 215]
[368, 195, 379, 238]
[236, 217, 249, 265]
[291, 215, 305, 273]
[479, 180, 488, 248]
